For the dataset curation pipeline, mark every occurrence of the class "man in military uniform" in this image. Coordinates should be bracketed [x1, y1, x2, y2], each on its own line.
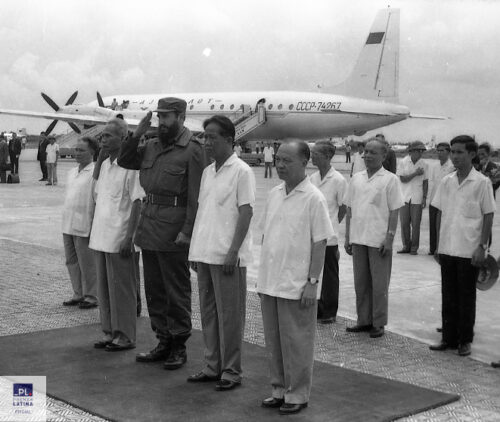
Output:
[118, 97, 205, 370]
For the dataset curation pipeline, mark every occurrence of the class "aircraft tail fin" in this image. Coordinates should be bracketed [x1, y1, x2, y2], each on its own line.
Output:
[324, 8, 400, 102]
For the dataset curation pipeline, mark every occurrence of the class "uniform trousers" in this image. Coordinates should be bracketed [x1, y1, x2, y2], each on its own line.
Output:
[317, 245, 339, 319]
[63, 234, 98, 304]
[260, 294, 316, 404]
[400, 201, 423, 252]
[95, 251, 138, 345]
[352, 244, 392, 327]
[142, 249, 191, 351]
[428, 205, 439, 254]
[439, 254, 478, 345]
[197, 263, 246, 382]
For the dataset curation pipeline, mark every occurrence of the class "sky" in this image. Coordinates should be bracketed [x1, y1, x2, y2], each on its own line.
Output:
[1, 0, 499, 145]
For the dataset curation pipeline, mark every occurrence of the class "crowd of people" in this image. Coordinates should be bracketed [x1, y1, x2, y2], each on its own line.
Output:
[13, 96, 499, 415]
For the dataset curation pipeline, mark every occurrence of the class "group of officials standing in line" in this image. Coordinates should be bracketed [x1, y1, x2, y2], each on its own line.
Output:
[59, 96, 497, 416]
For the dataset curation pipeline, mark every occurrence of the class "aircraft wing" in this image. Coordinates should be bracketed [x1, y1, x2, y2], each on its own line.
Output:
[0, 108, 205, 133]
[409, 113, 449, 120]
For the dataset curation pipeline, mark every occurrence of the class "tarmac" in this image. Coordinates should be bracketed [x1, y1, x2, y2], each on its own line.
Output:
[1, 149, 500, 421]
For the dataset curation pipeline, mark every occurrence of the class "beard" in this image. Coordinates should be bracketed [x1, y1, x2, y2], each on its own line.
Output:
[158, 120, 180, 145]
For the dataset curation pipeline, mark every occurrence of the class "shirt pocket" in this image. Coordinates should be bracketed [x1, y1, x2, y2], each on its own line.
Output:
[161, 166, 186, 195]
[215, 181, 234, 206]
[369, 187, 384, 207]
[462, 200, 481, 219]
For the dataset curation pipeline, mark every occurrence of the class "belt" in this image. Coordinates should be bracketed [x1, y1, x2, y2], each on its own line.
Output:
[143, 193, 187, 207]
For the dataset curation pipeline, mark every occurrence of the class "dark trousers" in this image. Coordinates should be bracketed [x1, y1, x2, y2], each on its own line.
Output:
[9, 153, 18, 174]
[439, 254, 478, 345]
[400, 201, 423, 252]
[142, 249, 191, 352]
[0, 170, 6, 183]
[429, 205, 439, 254]
[264, 162, 272, 178]
[317, 245, 339, 319]
[345, 152, 351, 163]
[39, 159, 48, 179]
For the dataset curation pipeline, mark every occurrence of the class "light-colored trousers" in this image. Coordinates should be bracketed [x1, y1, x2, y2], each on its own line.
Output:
[260, 294, 316, 404]
[63, 234, 97, 304]
[95, 251, 138, 345]
[400, 201, 422, 252]
[197, 263, 246, 382]
[47, 162, 58, 184]
[352, 244, 392, 327]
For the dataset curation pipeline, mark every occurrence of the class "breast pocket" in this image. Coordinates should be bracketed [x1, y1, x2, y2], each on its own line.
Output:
[161, 167, 186, 195]
[216, 181, 234, 206]
[462, 200, 481, 219]
[369, 188, 384, 207]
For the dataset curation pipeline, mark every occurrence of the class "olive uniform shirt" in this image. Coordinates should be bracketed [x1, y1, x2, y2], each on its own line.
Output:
[118, 127, 205, 252]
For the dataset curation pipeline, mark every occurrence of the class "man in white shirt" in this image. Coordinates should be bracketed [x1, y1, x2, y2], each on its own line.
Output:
[430, 135, 495, 357]
[428, 142, 454, 255]
[257, 141, 334, 415]
[45, 135, 60, 186]
[62, 136, 99, 309]
[263, 141, 274, 178]
[397, 141, 428, 255]
[350, 141, 366, 177]
[188, 116, 255, 391]
[344, 139, 404, 338]
[89, 118, 145, 352]
[310, 140, 347, 324]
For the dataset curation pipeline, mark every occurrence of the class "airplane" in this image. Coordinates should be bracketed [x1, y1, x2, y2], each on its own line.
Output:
[0, 8, 444, 143]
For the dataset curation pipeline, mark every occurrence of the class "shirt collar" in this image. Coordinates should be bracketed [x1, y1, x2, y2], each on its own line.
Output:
[78, 162, 94, 172]
[212, 153, 238, 173]
[456, 166, 481, 184]
[365, 166, 386, 180]
[278, 176, 310, 196]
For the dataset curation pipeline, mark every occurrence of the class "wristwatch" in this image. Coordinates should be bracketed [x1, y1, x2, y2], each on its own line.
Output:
[307, 277, 319, 285]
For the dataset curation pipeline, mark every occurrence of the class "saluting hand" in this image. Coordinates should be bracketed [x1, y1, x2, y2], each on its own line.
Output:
[134, 111, 152, 139]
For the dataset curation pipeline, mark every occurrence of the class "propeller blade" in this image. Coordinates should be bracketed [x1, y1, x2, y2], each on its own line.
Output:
[65, 90, 78, 106]
[97, 92, 104, 107]
[41, 93, 59, 111]
[45, 120, 58, 135]
[68, 122, 81, 134]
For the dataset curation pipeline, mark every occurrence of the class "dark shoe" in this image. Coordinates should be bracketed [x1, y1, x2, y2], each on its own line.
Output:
[410, 251, 418, 255]
[346, 324, 372, 333]
[39, 178, 47, 181]
[458, 343, 471, 356]
[214, 379, 240, 391]
[428, 251, 435, 255]
[429, 341, 457, 351]
[46, 182, 53, 185]
[369, 326, 385, 338]
[397, 249, 410, 254]
[279, 403, 308, 415]
[105, 343, 136, 352]
[79, 301, 98, 309]
[319, 317, 336, 324]
[436, 327, 442, 333]
[491, 360, 500, 368]
[261, 397, 284, 408]
[163, 350, 187, 370]
[63, 298, 83, 306]
[187, 371, 219, 383]
[94, 340, 112, 349]
[136, 343, 171, 362]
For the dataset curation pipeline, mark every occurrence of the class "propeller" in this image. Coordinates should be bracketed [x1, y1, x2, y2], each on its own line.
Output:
[96, 91, 105, 107]
[41, 91, 81, 135]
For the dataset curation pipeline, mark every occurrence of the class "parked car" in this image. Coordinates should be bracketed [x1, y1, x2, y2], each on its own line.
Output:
[240, 153, 264, 166]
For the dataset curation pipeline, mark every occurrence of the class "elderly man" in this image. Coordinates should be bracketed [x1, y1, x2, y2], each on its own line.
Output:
[62, 136, 99, 309]
[430, 135, 495, 357]
[310, 140, 347, 324]
[118, 98, 204, 369]
[397, 140, 428, 255]
[90, 118, 145, 351]
[344, 139, 404, 338]
[188, 116, 255, 391]
[257, 141, 333, 415]
[428, 142, 454, 255]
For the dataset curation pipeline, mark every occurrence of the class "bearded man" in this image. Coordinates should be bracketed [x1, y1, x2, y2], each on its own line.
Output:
[118, 97, 205, 370]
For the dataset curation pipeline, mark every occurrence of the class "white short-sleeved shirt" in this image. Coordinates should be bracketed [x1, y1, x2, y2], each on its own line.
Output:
[256, 177, 334, 300]
[397, 155, 429, 204]
[263, 146, 274, 162]
[89, 158, 146, 253]
[431, 168, 496, 259]
[310, 167, 347, 246]
[344, 167, 404, 248]
[189, 153, 256, 266]
[46, 143, 59, 163]
[62, 163, 96, 237]
[351, 152, 366, 174]
[233, 145, 242, 157]
[429, 159, 454, 202]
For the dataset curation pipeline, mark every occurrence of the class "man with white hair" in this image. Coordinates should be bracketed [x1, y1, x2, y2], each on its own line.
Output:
[90, 118, 145, 352]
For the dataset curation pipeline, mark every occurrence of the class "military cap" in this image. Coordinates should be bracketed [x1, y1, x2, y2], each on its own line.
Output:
[408, 140, 426, 151]
[153, 97, 187, 114]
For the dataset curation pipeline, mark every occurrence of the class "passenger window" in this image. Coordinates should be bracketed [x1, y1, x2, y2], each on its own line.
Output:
[220, 104, 224, 110]
[189, 105, 194, 110]
[289, 104, 294, 110]
[268, 104, 273, 110]
[278, 104, 283, 110]
[230, 104, 234, 110]
[210, 104, 215, 110]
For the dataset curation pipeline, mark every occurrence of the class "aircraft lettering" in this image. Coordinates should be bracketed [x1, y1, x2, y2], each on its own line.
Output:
[188, 99, 194, 104]
[197, 98, 203, 104]
[295, 101, 342, 112]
